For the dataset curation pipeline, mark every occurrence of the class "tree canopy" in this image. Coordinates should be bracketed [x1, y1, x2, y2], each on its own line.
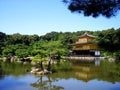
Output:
[63, 0, 120, 17]
[0, 28, 120, 59]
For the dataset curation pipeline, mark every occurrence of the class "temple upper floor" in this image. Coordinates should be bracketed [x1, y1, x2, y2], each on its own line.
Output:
[76, 32, 96, 44]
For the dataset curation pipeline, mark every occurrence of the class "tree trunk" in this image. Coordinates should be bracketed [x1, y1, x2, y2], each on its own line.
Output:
[47, 57, 51, 71]
[40, 61, 43, 71]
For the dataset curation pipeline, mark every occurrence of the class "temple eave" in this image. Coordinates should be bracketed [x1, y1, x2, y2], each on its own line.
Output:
[70, 42, 97, 46]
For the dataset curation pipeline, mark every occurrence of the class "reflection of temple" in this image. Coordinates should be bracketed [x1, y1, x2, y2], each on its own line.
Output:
[73, 65, 100, 82]
[70, 32, 100, 57]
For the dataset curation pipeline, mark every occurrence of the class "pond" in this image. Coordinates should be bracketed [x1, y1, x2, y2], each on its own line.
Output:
[0, 60, 120, 90]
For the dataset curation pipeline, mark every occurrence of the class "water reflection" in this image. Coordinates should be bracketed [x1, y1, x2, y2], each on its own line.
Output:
[95, 57, 100, 66]
[0, 61, 5, 79]
[0, 60, 120, 90]
[0, 61, 31, 77]
[97, 61, 120, 83]
[73, 64, 100, 82]
[30, 76, 64, 90]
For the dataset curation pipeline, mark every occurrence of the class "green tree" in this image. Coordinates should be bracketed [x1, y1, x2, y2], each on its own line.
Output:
[30, 40, 69, 71]
[40, 31, 59, 41]
[2, 44, 29, 58]
[31, 54, 47, 70]
[0, 32, 6, 55]
[97, 29, 115, 52]
[97, 28, 120, 58]
[2, 45, 16, 57]
[21, 34, 39, 46]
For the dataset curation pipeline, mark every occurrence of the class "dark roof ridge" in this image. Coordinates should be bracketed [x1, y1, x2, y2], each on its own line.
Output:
[77, 32, 96, 38]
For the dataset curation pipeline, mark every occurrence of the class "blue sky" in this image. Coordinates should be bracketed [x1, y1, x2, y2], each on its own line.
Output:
[0, 0, 120, 36]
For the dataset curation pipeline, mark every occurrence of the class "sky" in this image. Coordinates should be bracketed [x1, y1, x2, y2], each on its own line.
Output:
[0, 0, 120, 36]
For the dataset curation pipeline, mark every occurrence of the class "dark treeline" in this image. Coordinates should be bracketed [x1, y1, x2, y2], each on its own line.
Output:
[0, 28, 120, 59]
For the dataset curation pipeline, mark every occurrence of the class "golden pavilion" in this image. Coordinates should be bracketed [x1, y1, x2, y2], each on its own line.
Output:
[70, 32, 100, 57]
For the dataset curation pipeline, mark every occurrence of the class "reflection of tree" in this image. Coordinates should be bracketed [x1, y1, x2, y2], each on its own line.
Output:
[73, 61, 120, 83]
[30, 75, 64, 90]
[97, 61, 120, 83]
[0, 61, 5, 79]
[0, 61, 31, 76]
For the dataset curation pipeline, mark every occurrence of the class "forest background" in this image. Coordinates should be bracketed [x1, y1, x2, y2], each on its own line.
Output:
[0, 28, 120, 61]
